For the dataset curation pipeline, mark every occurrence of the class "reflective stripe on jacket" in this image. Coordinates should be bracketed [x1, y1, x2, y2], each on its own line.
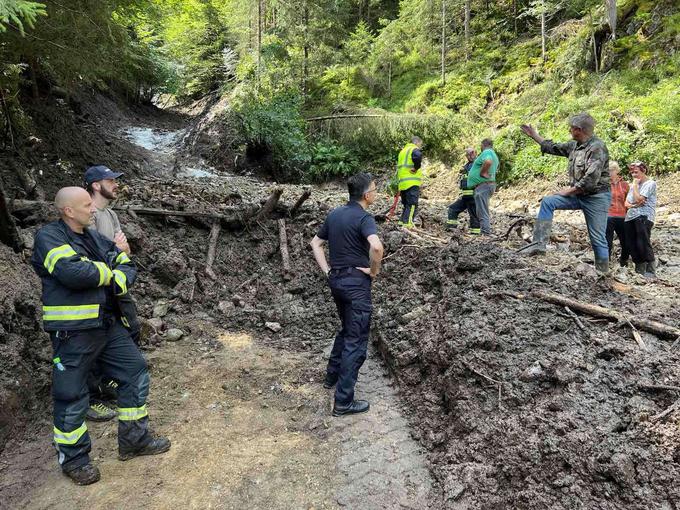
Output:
[397, 143, 422, 191]
[31, 220, 138, 332]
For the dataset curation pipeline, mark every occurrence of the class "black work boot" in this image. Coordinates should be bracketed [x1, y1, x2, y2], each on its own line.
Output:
[323, 373, 338, 389]
[119, 436, 171, 461]
[64, 463, 101, 485]
[332, 400, 370, 417]
[518, 219, 552, 256]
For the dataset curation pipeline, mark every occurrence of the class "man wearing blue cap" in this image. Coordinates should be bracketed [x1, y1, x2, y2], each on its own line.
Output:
[84, 165, 130, 254]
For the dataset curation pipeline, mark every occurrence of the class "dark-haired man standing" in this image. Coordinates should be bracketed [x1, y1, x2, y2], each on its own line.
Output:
[310, 172, 384, 417]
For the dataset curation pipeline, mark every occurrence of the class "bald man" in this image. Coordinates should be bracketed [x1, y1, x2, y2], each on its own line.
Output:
[31, 187, 170, 485]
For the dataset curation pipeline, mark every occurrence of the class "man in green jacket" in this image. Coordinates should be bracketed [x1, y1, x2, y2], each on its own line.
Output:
[467, 139, 499, 235]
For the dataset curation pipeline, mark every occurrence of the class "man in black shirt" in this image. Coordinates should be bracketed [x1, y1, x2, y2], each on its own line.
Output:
[310, 173, 384, 416]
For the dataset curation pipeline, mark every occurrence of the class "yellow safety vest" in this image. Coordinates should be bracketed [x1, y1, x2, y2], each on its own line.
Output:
[396, 143, 422, 191]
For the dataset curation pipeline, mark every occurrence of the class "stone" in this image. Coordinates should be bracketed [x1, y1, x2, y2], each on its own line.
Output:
[519, 361, 545, 382]
[265, 322, 282, 333]
[165, 328, 184, 342]
[399, 305, 429, 324]
[153, 301, 171, 318]
[148, 317, 164, 332]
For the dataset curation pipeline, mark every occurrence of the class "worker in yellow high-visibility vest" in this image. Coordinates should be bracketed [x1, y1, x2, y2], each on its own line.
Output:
[396, 136, 424, 228]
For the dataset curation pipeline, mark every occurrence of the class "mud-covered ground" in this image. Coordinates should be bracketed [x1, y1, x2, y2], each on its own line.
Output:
[2, 91, 680, 509]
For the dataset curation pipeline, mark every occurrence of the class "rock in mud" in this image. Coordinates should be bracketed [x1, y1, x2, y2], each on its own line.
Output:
[608, 453, 636, 487]
[400, 305, 430, 324]
[165, 328, 184, 342]
[519, 361, 546, 382]
[152, 247, 188, 286]
[265, 322, 282, 333]
[153, 300, 171, 318]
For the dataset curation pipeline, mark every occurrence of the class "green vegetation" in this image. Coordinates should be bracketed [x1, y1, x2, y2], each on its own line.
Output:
[1, 0, 678, 182]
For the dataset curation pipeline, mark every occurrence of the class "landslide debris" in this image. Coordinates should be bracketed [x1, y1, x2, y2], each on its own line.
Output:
[3, 165, 680, 510]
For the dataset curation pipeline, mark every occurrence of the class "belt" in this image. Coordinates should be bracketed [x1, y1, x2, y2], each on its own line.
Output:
[329, 267, 367, 277]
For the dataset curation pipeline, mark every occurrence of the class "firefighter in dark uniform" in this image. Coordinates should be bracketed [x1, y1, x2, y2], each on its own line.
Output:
[31, 187, 170, 485]
[310, 173, 384, 416]
[446, 147, 481, 235]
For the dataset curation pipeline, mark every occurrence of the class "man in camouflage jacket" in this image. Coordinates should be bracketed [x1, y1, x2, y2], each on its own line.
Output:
[519, 113, 611, 273]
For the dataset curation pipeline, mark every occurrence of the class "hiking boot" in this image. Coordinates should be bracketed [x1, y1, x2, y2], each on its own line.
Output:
[644, 261, 656, 278]
[332, 400, 370, 417]
[323, 373, 338, 389]
[64, 463, 100, 485]
[86, 401, 117, 422]
[119, 436, 171, 461]
[99, 379, 118, 401]
[518, 219, 552, 256]
[634, 262, 646, 275]
[595, 259, 610, 275]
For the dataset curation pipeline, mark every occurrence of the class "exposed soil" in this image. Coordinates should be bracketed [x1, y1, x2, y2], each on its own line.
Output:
[1, 92, 680, 509]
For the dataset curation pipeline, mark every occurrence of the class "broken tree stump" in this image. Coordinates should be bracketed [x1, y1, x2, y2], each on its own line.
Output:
[205, 221, 221, 280]
[250, 187, 283, 224]
[277, 218, 292, 280]
[289, 188, 311, 218]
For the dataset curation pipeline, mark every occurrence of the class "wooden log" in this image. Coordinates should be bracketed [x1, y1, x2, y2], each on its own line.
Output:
[277, 219, 292, 280]
[531, 290, 680, 339]
[638, 383, 680, 392]
[251, 187, 283, 224]
[204, 221, 221, 280]
[651, 399, 680, 423]
[289, 188, 311, 218]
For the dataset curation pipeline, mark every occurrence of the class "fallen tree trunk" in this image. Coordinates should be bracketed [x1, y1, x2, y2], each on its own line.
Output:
[278, 219, 292, 280]
[532, 290, 680, 339]
[204, 221, 221, 280]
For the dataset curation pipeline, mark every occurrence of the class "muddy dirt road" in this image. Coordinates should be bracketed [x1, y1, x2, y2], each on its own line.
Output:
[2, 319, 434, 509]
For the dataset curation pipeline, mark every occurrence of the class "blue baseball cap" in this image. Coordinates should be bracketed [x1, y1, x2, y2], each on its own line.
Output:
[84, 165, 123, 185]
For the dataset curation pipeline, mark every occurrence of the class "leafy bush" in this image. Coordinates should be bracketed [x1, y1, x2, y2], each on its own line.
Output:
[306, 140, 360, 182]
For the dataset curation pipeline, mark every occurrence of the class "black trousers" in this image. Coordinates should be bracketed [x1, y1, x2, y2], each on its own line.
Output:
[400, 186, 420, 225]
[447, 195, 480, 229]
[605, 216, 629, 266]
[326, 269, 372, 406]
[51, 318, 151, 472]
[624, 216, 655, 264]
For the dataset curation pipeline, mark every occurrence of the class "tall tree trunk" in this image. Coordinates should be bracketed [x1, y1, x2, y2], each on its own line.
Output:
[441, 0, 446, 84]
[513, 0, 518, 36]
[387, 61, 392, 98]
[464, 0, 471, 60]
[302, 2, 309, 96]
[605, 0, 616, 39]
[257, 0, 263, 89]
[540, 0, 546, 63]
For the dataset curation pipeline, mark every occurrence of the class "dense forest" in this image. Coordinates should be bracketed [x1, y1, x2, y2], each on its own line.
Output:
[1, 0, 678, 183]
